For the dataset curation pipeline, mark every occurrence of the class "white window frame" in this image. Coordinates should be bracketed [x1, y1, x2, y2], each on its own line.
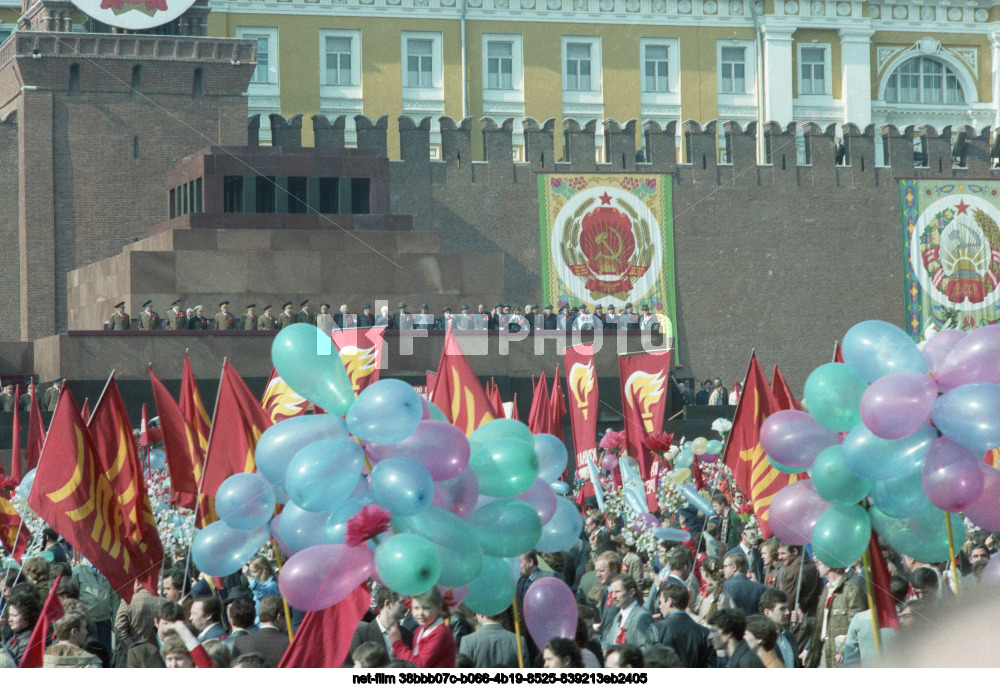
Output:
[401, 31, 442, 97]
[238, 27, 280, 144]
[562, 36, 602, 103]
[237, 26, 279, 85]
[318, 29, 363, 147]
[718, 42, 750, 95]
[797, 42, 832, 97]
[482, 33, 523, 98]
[640, 38, 679, 94]
[320, 29, 361, 89]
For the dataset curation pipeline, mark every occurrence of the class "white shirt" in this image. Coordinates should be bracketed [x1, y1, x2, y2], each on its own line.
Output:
[375, 616, 393, 656]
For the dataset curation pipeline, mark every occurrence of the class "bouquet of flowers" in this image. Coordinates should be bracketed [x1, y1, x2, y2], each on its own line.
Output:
[712, 418, 733, 437]
[599, 429, 626, 456]
[145, 468, 195, 559]
[643, 431, 675, 469]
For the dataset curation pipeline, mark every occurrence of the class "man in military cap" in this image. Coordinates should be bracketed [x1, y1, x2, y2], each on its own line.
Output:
[109, 302, 130, 330]
[454, 304, 473, 331]
[296, 300, 314, 325]
[639, 304, 660, 332]
[188, 305, 208, 330]
[393, 302, 412, 331]
[19, 381, 35, 411]
[541, 305, 557, 330]
[165, 300, 187, 330]
[359, 304, 375, 328]
[257, 305, 277, 330]
[43, 377, 63, 411]
[414, 304, 434, 331]
[214, 301, 236, 330]
[0, 382, 16, 411]
[277, 302, 295, 330]
[242, 304, 257, 330]
[438, 306, 453, 331]
[138, 301, 161, 331]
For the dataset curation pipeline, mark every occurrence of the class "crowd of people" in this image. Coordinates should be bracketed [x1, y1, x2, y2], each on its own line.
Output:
[2, 488, 996, 669]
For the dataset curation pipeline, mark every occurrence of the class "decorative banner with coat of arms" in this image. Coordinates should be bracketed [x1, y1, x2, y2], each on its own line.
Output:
[538, 174, 676, 337]
[901, 179, 1000, 339]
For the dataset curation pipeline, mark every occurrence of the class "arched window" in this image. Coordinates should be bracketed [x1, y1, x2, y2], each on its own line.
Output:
[885, 57, 964, 105]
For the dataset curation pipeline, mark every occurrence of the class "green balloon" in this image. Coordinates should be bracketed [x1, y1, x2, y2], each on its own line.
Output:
[427, 403, 448, 422]
[803, 363, 868, 432]
[810, 505, 871, 568]
[395, 506, 483, 588]
[470, 419, 534, 454]
[466, 499, 542, 558]
[463, 556, 515, 617]
[767, 455, 803, 475]
[271, 323, 355, 415]
[869, 502, 963, 563]
[374, 533, 441, 596]
[470, 438, 539, 497]
[810, 445, 873, 506]
[705, 439, 723, 455]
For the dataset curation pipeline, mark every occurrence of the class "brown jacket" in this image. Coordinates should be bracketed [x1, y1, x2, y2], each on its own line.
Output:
[806, 575, 866, 668]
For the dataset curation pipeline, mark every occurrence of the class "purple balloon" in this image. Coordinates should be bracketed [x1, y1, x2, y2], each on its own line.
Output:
[635, 513, 659, 530]
[601, 453, 618, 471]
[983, 557, 1000, 587]
[921, 437, 985, 512]
[367, 420, 471, 481]
[934, 324, 1000, 391]
[768, 480, 833, 545]
[700, 453, 718, 464]
[860, 372, 939, 440]
[760, 410, 841, 468]
[431, 467, 480, 518]
[442, 585, 471, 607]
[523, 577, 578, 650]
[278, 544, 375, 611]
[518, 478, 558, 525]
[964, 465, 1000, 531]
[920, 329, 966, 372]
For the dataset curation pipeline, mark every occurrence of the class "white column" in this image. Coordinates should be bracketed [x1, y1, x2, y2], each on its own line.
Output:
[990, 30, 1000, 129]
[840, 28, 874, 128]
[761, 25, 795, 125]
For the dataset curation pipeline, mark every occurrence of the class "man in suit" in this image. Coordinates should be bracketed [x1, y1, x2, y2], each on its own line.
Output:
[241, 304, 257, 330]
[722, 552, 766, 617]
[437, 307, 453, 331]
[593, 551, 623, 632]
[109, 301, 130, 330]
[189, 596, 226, 642]
[42, 377, 63, 411]
[639, 304, 660, 332]
[334, 304, 356, 330]
[359, 304, 376, 328]
[348, 587, 411, 664]
[138, 301, 161, 330]
[726, 526, 764, 583]
[188, 305, 208, 330]
[223, 595, 256, 654]
[707, 608, 764, 668]
[18, 381, 35, 411]
[759, 588, 798, 669]
[214, 301, 236, 330]
[233, 596, 289, 667]
[601, 575, 653, 652]
[413, 304, 435, 331]
[516, 551, 556, 607]
[646, 545, 693, 620]
[459, 612, 521, 668]
[165, 300, 187, 330]
[257, 305, 277, 330]
[392, 302, 413, 331]
[649, 583, 712, 668]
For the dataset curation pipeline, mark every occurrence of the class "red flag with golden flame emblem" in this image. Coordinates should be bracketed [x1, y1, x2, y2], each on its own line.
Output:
[87, 374, 164, 595]
[28, 389, 147, 602]
[771, 364, 801, 411]
[199, 361, 271, 526]
[332, 326, 385, 395]
[180, 352, 211, 460]
[431, 329, 495, 436]
[0, 494, 30, 563]
[564, 344, 600, 478]
[618, 350, 672, 509]
[149, 367, 203, 510]
[260, 367, 310, 425]
[722, 352, 800, 540]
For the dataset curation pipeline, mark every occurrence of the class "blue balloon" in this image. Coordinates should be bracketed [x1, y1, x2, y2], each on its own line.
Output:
[535, 497, 583, 552]
[463, 555, 515, 617]
[869, 442, 930, 519]
[841, 422, 936, 482]
[255, 415, 348, 486]
[931, 382, 1000, 453]
[285, 438, 366, 512]
[466, 499, 542, 558]
[841, 320, 929, 382]
[148, 448, 166, 470]
[870, 501, 965, 563]
[396, 505, 484, 588]
[371, 457, 434, 516]
[192, 521, 270, 576]
[16, 469, 36, 500]
[271, 323, 355, 415]
[216, 473, 276, 531]
[278, 501, 332, 551]
[346, 379, 423, 444]
[323, 492, 375, 545]
[680, 484, 713, 515]
[534, 434, 569, 483]
[676, 449, 695, 468]
[550, 481, 570, 495]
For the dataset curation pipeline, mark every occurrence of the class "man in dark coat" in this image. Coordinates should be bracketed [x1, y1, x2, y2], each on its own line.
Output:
[649, 583, 712, 668]
[232, 597, 289, 667]
[722, 552, 765, 617]
[708, 608, 764, 668]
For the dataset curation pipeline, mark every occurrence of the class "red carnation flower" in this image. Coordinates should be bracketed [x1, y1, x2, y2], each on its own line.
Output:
[345, 504, 392, 547]
[643, 431, 674, 456]
[599, 430, 626, 454]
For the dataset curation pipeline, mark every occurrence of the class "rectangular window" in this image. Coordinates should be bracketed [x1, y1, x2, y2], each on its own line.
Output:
[720, 46, 746, 93]
[325, 36, 352, 86]
[799, 47, 825, 95]
[351, 178, 371, 214]
[566, 42, 592, 91]
[407, 38, 433, 88]
[644, 44, 670, 92]
[286, 177, 308, 214]
[252, 36, 270, 83]
[256, 177, 276, 214]
[223, 176, 244, 213]
[487, 40, 514, 90]
[318, 178, 340, 214]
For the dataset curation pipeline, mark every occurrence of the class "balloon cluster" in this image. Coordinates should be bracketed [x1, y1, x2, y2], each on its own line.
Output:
[675, 437, 723, 468]
[763, 321, 1000, 567]
[192, 323, 581, 618]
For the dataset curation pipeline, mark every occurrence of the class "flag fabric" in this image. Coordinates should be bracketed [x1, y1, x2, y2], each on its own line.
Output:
[722, 352, 803, 540]
[10, 384, 22, 484]
[867, 532, 901, 632]
[28, 390, 146, 602]
[549, 364, 566, 442]
[278, 583, 371, 668]
[260, 367, 310, 425]
[771, 365, 801, 411]
[180, 352, 211, 458]
[564, 344, 600, 479]
[87, 375, 164, 595]
[19, 574, 64, 668]
[425, 371, 437, 402]
[149, 367, 203, 509]
[834, 342, 845, 364]
[985, 449, 1000, 469]
[200, 361, 271, 526]
[26, 379, 45, 471]
[618, 350, 672, 510]
[139, 403, 149, 448]
[430, 329, 496, 436]
[80, 398, 90, 423]
[0, 495, 30, 563]
[485, 378, 504, 419]
[332, 326, 386, 395]
[527, 373, 551, 434]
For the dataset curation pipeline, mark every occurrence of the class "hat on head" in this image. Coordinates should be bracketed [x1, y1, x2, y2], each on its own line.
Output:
[461, 304, 469, 310]
[363, 303, 371, 309]
[398, 302, 407, 308]
[584, 496, 599, 509]
[142, 300, 152, 308]
[2, 382, 12, 390]
[300, 299, 309, 308]
[421, 304, 429, 309]
[321, 303, 331, 309]
[282, 301, 293, 309]
[246, 303, 256, 309]
[194, 305, 203, 311]
[545, 304, 553, 310]
[171, 299, 182, 307]
[263, 304, 272, 310]
[640, 304, 649, 310]
[443, 306, 452, 313]
[52, 377, 64, 384]
[495, 302, 504, 308]
[624, 302, 633, 308]
[115, 301, 125, 309]
[219, 301, 229, 308]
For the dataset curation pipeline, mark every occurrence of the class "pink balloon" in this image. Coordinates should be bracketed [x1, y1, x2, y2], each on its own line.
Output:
[982, 557, 1000, 587]
[934, 325, 1000, 391]
[634, 513, 659, 530]
[601, 453, 618, 471]
[767, 480, 832, 545]
[921, 437, 985, 512]
[518, 478, 558, 525]
[432, 467, 480, 518]
[523, 577, 578, 650]
[964, 465, 1000, 530]
[278, 544, 375, 611]
[442, 585, 470, 607]
[700, 453, 718, 464]
[920, 329, 966, 372]
[760, 410, 841, 468]
[860, 373, 939, 440]
[367, 420, 471, 481]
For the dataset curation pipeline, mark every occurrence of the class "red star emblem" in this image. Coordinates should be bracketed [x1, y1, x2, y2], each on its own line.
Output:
[598, 191, 612, 206]
[955, 199, 969, 215]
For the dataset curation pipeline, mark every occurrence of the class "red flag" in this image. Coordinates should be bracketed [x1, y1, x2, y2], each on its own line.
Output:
[564, 344, 599, 479]
[527, 373, 551, 434]
[19, 574, 64, 668]
[29, 391, 146, 602]
[26, 379, 45, 471]
[0, 495, 30, 563]
[985, 449, 1000, 469]
[10, 384, 22, 485]
[430, 329, 496, 436]
[425, 371, 437, 402]
[834, 342, 845, 363]
[722, 352, 804, 540]
[486, 378, 503, 419]
[867, 532, 900, 632]
[149, 367, 202, 509]
[332, 326, 386, 395]
[88, 375, 164, 595]
[80, 398, 90, 423]
[180, 352, 211, 458]
[260, 367, 310, 425]
[509, 393, 520, 421]
[278, 583, 371, 667]
[618, 350, 672, 510]
[139, 403, 149, 448]
[200, 361, 271, 525]
[549, 364, 566, 442]
[771, 364, 801, 411]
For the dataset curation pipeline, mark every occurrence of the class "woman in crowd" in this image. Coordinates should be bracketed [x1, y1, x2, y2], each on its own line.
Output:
[388, 587, 456, 668]
[246, 555, 280, 616]
[695, 556, 729, 621]
[542, 637, 583, 668]
[4, 591, 41, 665]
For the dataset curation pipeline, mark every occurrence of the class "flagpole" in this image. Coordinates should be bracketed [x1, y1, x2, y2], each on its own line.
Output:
[861, 550, 882, 659]
[717, 349, 755, 468]
[185, 358, 226, 582]
[272, 542, 295, 643]
[87, 370, 116, 428]
[944, 511, 960, 599]
[510, 594, 525, 669]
